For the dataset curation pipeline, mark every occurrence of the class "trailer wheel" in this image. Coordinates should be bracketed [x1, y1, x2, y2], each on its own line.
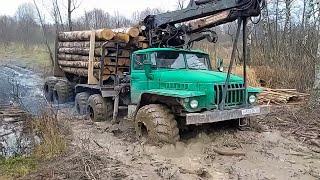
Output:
[44, 77, 59, 102]
[53, 81, 74, 104]
[75, 92, 90, 115]
[135, 104, 180, 144]
[87, 94, 114, 122]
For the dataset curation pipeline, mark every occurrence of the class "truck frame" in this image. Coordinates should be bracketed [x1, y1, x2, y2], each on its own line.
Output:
[45, 0, 270, 144]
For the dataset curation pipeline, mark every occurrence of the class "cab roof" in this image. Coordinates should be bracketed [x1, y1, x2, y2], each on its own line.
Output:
[134, 48, 208, 55]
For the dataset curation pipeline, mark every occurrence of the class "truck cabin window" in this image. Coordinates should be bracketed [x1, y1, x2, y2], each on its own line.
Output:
[133, 54, 147, 70]
[156, 51, 186, 69]
[186, 53, 210, 70]
[154, 51, 210, 70]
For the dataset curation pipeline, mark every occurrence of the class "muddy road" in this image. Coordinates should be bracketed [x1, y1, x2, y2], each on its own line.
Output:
[0, 64, 319, 179]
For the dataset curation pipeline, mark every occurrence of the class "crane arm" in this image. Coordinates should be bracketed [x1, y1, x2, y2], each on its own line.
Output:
[141, 0, 263, 47]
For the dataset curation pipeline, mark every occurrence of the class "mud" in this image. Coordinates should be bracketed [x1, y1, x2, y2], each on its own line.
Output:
[25, 108, 320, 180]
[0, 64, 319, 179]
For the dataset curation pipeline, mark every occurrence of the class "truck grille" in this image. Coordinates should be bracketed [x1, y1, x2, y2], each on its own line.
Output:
[214, 84, 245, 106]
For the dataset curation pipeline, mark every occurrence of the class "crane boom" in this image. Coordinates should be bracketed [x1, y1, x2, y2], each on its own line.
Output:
[141, 0, 263, 47]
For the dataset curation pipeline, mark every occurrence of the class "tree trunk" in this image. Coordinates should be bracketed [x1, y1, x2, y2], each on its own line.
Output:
[58, 47, 102, 56]
[112, 27, 140, 38]
[68, 0, 72, 31]
[113, 32, 130, 43]
[58, 29, 115, 41]
[58, 41, 124, 48]
[33, 0, 54, 66]
[314, 36, 320, 90]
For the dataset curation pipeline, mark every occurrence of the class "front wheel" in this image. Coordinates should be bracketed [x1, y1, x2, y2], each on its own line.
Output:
[135, 104, 180, 144]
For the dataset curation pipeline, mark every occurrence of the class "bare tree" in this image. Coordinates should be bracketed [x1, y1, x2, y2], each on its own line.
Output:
[67, 0, 81, 31]
[51, 0, 64, 31]
[177, 0, 186, 10]
[33, 0, 54, 66]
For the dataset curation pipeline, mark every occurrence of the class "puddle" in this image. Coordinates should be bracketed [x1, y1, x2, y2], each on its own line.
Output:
[0, 65, 46, 157]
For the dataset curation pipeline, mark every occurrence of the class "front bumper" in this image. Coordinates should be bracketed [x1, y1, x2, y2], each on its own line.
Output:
[186, 105, 270, 125]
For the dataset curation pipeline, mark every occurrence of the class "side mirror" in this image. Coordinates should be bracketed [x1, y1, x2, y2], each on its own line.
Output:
[216, 58, 224, 72]
[143, 60, 153, 80]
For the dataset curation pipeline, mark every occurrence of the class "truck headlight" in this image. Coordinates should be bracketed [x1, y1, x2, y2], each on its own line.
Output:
[190, 100, 199, 109]
[249, 95, 257, 104]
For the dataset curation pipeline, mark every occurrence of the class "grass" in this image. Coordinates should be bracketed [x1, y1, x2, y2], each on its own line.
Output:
[0, 156, 37, 178]
[31, 113, 68, 160]
[0, 43, 52, 69]
[0, 112, 69, 179]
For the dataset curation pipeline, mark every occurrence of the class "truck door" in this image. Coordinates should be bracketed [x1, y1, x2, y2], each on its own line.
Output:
[130, 53, 150, 104]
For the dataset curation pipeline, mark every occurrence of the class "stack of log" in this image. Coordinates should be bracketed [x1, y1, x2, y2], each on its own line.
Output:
[258, 88, 310, 105]
[57, 27, 148, 81]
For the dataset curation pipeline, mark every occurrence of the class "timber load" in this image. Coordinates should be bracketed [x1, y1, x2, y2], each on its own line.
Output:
[56, 27, 148, 82]
[258, 88, 310, 105]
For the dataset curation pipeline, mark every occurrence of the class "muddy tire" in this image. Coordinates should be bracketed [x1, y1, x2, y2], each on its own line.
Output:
[87, 94, 114, 122]
[75, 92, 90, 115]
[44, 77, 59, 102]
[135, 104, 180, 144]
[53, 81, 74, 104]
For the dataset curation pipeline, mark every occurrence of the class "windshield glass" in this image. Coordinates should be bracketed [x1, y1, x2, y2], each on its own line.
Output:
[156, 51, 186, 69]
[186, 53, 210, 70]
[154, 51, 210, 70]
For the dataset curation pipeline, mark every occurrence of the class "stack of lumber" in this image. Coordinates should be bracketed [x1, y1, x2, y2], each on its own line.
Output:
[57, 27, 148, 81]
[258, 88, 310, 105]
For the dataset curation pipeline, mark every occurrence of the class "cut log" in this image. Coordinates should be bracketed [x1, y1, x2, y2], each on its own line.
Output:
[58, 29, 114, 41]
[58, 47, 102, 56]
[58, 54, 91, 61]
[58, 60, 100, 68]
[58, 41, 104, 48]
[138, 42, 149, 49]
[188, 11, 230, 31]
[113, 27, 140, 38]
[58, 41, 128, 49]
[61, 67, 92, 77]
[114, 33, 130, 43]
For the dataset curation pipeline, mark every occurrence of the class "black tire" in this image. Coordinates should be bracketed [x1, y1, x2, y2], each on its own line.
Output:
[87, 94, 114, 122]
[53, 81, 74, 104]
[44, 77, 59, 102]
[135, 104, 180, 144]
[75, 92, 90, 115]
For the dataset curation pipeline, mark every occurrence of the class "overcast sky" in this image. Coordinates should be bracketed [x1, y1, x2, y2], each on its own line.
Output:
[0, 0, 179, 20]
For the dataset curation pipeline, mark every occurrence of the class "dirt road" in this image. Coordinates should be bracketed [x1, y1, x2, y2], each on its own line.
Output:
[24, 107, 319, 180]
[0, 64, 319, 179]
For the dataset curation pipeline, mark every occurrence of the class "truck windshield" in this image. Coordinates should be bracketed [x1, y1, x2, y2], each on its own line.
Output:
[153, 51, 210, 70]
[186, 53, 210, 70]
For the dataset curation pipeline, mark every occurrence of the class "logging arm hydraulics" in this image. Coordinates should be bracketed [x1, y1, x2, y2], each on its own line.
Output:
[142, 0, 263, 48]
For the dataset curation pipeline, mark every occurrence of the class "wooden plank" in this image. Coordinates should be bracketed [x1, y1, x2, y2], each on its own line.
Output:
[88, 30, 99, 85]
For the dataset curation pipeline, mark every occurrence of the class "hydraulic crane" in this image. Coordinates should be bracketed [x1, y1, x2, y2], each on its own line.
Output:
[141, 0, 264, 110]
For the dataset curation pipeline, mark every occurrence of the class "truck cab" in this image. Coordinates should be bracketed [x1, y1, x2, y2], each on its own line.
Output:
[130, 48, 269, 143]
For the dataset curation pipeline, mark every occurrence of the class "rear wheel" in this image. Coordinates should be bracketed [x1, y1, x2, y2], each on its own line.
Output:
[44, 77, 58, 102]
[53, 81, 74, 104]
[135, 104, 180, 144]
[75, 92, 90, 115]
[87, 94, 114, 122]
